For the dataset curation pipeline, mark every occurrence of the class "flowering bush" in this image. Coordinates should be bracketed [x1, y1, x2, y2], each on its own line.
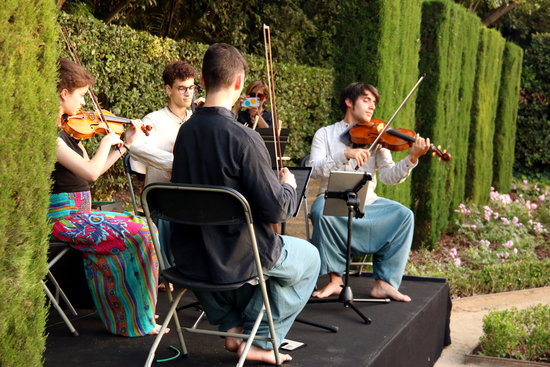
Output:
[407, 179, 550, 298]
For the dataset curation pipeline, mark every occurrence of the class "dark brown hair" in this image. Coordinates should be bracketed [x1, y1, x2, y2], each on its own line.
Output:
[246, 80, 268, 99]
[339, 82, 380, 113]
[57, 58, 95, 92]
[202, 43, 248, 92]
[162, 60, 197, 87]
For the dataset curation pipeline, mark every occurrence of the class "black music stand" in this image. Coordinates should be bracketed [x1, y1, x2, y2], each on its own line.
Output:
[309, 171, 388, 324]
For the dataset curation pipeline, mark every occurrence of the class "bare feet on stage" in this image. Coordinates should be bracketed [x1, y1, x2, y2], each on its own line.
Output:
[370, 279, 411, 302]
[237, 343, 292, 364]
[225, 326, 244, 352]
[312, 273, 343, 298]
[225, 326, 292, 364]
[147, 323, 170, 335]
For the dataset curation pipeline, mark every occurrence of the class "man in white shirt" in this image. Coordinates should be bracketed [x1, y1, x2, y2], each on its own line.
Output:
[130, 60, 199, 267]
[308, 82, 430, 302]
[130, 60, 198, 186]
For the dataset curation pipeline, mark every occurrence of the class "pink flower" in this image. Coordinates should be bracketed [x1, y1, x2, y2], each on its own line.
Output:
[539, 194, 546, 201]
[497, 252, 509, 260]
[501, 217, 510, 225]
[512, 217, 522, 227]
[522, 179, 528, 184]
[502, 240, 514, 248]
[454, 203, 471, 215]
[513, 248, 518, 254]
[479, 240, 491, 246]
[453, 258, 462, 266]
[530, 203, 538, 210]
[449, 248, 458, 258]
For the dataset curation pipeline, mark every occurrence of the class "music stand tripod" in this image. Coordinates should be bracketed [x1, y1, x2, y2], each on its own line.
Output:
[309, 171, 389, 324]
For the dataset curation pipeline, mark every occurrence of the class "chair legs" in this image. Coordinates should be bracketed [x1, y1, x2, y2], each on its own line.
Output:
[145, 287, 188, 367]
[42, 280, 79, 336]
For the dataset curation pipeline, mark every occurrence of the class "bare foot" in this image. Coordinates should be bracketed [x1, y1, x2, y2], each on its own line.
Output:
[147, 323, 170, 335]
[370, 279, 411, 302]
[312, 273, 344, 298]
[237, 343, 292, 364]
[225, 326, 244, 352]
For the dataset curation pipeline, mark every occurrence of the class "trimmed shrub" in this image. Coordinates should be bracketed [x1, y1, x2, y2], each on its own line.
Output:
[0, 1, 59, 366]
[514, 33, 550, 177]
[466, 27, 506, 203]
[480, 304, 550, 362]
[493, 42, 523, 193]
[413, 1, 481, 248]
[333, 0, 423, 207]
[59, 13, 334, 199]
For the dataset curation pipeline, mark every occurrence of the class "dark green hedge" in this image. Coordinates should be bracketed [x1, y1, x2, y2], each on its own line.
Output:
[413, 1, 481, 248]
[514, 33, 550, 177]
[493, 42, 523, 192]
[466, 27, 506, 203]
[0, 1, 59, 366]
[333, 0, 423, 207]
[59, 13, 334, 199]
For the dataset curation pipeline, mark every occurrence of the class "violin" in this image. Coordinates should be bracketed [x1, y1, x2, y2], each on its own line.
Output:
[349, 118, 451, 161]
[61, 109, 152, 140]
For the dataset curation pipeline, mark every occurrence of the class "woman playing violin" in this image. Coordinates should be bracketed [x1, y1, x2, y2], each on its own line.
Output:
[307, 82, 430, 302]
[48, 58, 165, 336]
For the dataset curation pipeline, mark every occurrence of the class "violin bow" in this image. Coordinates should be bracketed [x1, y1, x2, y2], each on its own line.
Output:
[263, 24, 284, 171]
[60, 26, 124, 152]
[367, 75, 425, 154]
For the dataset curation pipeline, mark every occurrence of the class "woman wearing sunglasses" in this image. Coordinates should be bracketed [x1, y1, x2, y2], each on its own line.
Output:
[232, 80, 273, 129]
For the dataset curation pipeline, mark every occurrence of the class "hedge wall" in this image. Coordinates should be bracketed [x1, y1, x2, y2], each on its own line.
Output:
[466, 27, 506, 203]
[0, 1, 59, 366]
[493, 42, 523, 192]
[514, 33, 550, 176]
[333, 0, 423, 207]
[59, 13, 334, 199]
[413, 1, 481, 248]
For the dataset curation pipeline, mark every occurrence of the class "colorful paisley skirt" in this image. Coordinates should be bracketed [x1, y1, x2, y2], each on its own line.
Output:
[47, 191, 159, 337]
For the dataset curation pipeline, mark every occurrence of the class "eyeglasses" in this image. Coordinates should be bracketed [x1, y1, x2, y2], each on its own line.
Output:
[248, 92, 266, 99]
[176, 85, 197, 94]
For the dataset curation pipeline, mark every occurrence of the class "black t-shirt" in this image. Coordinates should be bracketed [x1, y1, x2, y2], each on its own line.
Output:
[51, 131, 89, 194]
[171, 107, 296, 284]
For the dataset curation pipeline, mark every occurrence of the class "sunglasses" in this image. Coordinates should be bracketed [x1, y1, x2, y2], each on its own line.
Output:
[248, 92, 266, 99]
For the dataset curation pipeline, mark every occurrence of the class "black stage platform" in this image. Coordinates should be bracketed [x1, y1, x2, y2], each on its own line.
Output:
[45, 274, 451, 367]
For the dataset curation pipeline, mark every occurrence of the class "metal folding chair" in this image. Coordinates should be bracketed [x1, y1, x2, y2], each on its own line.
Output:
[142, 183, 283, 367]
[43, 240, 79, 336]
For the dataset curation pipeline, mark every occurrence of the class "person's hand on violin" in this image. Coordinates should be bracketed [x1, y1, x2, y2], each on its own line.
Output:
[278, 167, 297, 189]
[344, 148, 371, 168]
[408, 134, 431, 163]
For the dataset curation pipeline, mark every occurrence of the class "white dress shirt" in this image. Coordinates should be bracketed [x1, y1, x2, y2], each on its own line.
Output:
[308, 120, 417, 205]
[130, 107, 192, 186]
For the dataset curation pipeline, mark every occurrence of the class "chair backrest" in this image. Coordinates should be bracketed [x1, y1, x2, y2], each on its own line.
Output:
[141, 183, 259, 276]
[141, 183, 253, 226]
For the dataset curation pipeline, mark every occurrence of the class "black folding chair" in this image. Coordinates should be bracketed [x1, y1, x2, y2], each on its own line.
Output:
[142, 183, 283, 367]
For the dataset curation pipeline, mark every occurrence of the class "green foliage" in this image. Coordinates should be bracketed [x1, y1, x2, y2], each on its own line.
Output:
[407, 180, 550, 297]
[0, 1, 59, 366]
[414, 1, 481, 248]
[59, 13, 334, 199]
[479, 304, 550, 362]
[493, 42, 523, 192]
[513, 33, 550, 177]
[466, 27, 506, 203]
[333, 0, 423, 207]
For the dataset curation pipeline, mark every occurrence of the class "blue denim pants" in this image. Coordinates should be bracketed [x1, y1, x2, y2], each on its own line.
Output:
[310, 197, 413, 290]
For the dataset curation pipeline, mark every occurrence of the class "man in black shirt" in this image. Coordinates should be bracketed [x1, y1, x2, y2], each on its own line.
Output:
[171, 43, 320, 364]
